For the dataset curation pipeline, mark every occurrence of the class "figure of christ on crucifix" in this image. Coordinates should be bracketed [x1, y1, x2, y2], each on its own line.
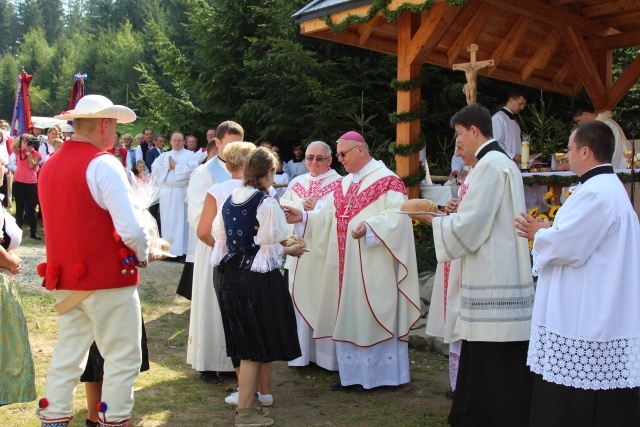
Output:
[453, 44, 494, 105]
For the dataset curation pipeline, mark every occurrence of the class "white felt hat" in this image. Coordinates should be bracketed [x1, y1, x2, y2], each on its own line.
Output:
[54, 95, 136, 123]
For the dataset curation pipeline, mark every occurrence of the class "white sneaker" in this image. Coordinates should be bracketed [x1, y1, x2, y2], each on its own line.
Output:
[257, 392, 273, 407]
[225, 389, 239, 405]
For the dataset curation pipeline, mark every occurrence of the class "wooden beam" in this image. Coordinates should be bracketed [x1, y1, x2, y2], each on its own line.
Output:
[488, 16, 532, 75]
[404, 2, 449, 65]
[554, 60, 575, 85]
[587, 29, 640, 51]
[592, 49, 612, 92]
[299, 0, 433, 34]
[358, 12, 384, 45]
[582, 0, 640, 19]
[412, 5, 464, 64]
[607, 52, 640, 110]
[446, 2, 492, 64]
[560, 25, 607, 108]
[397, 11, 422, 199]
[521, 29, 561, 80]
[482, 0, 617, 38]
[601, 11, 640, 30]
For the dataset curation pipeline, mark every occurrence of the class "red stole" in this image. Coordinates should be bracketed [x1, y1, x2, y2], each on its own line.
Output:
[333, 175, 406, 298]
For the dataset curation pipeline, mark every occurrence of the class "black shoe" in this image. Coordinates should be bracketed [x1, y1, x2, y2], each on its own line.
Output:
[30, 234, 42, 240]
[445, 390, 455, 400]
[330, 381, 365, 392]
[86, 419, 99, 427]
[200, 371, 222, 384]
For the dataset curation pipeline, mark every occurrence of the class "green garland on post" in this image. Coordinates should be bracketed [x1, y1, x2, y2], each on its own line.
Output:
[321, 0, 470, 34]
[389, 102, 428, 124]
[391, 134, 427, 188]
[390, 75, 428, 91]
[402, 169, 426, 188]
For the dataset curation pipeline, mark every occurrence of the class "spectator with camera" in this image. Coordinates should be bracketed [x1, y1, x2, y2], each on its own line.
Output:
[38, 127, 57, 165]
[11, 134, 41, 240]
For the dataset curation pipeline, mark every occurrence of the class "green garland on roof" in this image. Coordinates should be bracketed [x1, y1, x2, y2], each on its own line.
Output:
[321, 0, 470, 34]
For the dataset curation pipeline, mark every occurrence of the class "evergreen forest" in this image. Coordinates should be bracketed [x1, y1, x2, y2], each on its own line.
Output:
[0, 0, 639, 171]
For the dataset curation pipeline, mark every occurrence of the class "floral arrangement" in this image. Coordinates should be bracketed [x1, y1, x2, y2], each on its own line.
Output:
[526, 188, 573, 250]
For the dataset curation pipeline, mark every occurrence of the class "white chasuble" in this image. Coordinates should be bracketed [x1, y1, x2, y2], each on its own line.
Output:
[152, 149, 199, 256]
[433, 149, 534, 343]
[280, 169, 340, 370]
[303, 161, 421, 387]
[185, 157, 233, 372]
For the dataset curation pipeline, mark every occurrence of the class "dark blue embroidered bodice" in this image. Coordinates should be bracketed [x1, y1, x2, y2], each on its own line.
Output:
[221, 190, 268, 270]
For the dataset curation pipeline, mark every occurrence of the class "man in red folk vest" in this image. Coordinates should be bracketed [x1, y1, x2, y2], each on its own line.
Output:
[36, 95, 152, 427]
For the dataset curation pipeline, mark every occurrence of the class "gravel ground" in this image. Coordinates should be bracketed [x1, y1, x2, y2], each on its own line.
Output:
[12, 243, 48, 293]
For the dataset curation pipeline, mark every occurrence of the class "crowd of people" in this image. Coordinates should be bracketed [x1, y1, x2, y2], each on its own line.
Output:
[0, 93, 639, 427]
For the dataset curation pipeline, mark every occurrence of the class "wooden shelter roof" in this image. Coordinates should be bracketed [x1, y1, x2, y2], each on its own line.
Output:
[293, 0, 640, 110]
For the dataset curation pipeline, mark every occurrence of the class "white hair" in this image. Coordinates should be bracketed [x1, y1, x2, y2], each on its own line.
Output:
[306, 140, 332, 157]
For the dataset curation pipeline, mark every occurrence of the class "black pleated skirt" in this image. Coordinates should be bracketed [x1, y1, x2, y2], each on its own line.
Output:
[216, 262, 301, 363]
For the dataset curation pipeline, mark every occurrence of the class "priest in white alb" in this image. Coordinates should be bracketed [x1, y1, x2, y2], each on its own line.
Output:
[185, 121, 243, 383]
[151, 131, 199, 256]
[281, 140, 341, 371]
[285, 131, 421, 391]
[515, 120, 640, 427]
[418, 104, 534, 427]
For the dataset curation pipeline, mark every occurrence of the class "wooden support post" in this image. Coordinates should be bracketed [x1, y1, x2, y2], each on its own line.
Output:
[397, 11, 421, 199]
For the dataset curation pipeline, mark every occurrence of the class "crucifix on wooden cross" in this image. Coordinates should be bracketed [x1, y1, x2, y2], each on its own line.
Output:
[452, 44, 494, 105]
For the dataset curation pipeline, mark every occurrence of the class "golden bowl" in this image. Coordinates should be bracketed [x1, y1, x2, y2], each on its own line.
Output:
[554, 152, 568, 163]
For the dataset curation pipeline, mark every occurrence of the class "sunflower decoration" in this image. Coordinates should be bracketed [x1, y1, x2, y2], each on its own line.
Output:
[526, 189, 573, 252]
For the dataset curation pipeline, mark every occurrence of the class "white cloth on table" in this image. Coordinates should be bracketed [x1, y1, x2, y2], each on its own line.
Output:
[529, 168, 640, 390]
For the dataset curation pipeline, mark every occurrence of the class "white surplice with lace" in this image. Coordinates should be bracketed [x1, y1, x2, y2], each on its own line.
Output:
[529, 170, 640, 390]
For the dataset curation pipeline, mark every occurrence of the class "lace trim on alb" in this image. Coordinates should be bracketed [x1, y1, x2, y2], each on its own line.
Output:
[528, 323, 640, 390]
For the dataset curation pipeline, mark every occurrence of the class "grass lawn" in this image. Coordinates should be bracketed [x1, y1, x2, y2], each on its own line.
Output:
[1, 250, 452, 426]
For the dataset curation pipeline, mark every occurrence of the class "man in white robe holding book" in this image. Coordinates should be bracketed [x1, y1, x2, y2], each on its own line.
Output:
[515, 120, 640, 427]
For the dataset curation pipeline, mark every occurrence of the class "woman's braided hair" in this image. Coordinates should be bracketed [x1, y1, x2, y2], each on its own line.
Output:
[243, 146, 277, 192]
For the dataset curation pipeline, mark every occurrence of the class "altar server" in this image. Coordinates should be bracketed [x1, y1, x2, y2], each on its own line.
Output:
[515, 120, 640, 427]
[425, 104, 534, 427]
[152, 132, 199, 257]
